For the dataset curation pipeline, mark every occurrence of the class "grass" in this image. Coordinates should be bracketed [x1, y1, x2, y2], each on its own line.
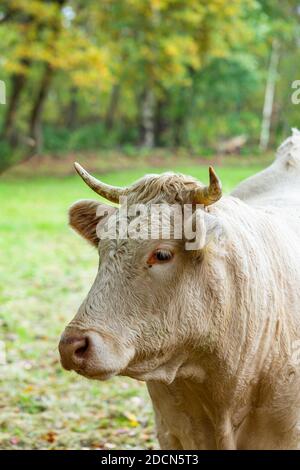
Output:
[0, 163, 264, 449]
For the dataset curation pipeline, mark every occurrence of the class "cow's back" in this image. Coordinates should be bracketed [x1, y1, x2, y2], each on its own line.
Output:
[231, 129, 300, 210]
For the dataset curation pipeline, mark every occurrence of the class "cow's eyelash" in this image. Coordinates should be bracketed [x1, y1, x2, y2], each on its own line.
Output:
[147, 249, 174, 265]
[155, 250, 173, 261]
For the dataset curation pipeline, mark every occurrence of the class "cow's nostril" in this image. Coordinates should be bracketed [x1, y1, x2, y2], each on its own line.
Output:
[74, 337, 89, 358]
[59, 334, 91, 370]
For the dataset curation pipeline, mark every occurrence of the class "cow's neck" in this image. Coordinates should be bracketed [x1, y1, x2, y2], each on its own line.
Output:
[146, 339, 300, 449]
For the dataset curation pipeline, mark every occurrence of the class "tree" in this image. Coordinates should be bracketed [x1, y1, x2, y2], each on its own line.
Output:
[84, 0, 259, 146]
[0, 0, 111, 164]
[0, 0, 299, 170]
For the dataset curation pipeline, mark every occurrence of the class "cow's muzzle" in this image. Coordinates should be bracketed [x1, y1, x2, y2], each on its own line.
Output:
[58, 327, 134, 380]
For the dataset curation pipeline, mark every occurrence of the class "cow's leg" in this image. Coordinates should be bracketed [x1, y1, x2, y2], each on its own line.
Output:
[157, 427, 183, 450]
[215, 413, 236, 450]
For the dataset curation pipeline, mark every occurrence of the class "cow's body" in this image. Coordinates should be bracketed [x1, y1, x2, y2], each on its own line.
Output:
[60, 130, 300, 450]
[148, 129, 300, 450]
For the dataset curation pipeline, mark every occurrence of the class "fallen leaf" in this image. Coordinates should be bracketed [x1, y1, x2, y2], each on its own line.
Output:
[42, 431, 57, 443]
[123, 411, 139, 427]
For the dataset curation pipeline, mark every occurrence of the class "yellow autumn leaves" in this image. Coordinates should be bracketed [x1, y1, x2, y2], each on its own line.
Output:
[2, 0, 257, 95]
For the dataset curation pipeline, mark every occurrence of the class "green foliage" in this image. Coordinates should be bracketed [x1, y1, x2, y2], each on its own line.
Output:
[43, 123, 140, 152]
[0, 140, 13, 172]
[0, 0, 299, 165]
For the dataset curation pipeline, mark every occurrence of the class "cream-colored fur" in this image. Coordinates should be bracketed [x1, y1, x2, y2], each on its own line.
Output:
[62, 129, 300, 449]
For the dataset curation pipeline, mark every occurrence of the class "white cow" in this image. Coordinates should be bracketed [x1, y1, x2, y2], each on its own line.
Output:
[59, 129, 300, 449]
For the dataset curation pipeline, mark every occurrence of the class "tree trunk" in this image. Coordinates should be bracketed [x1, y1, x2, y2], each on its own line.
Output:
[1, 4, 34, 147]
[2, 60, 30, 145]
[28, 0, 66, 155]
[141, 88, 155, 148]
[173, 111, 185, 147]
[28, 64, 54, 155]
[155, 95, 168, 146]
[66, 86, 78, 130]
[260, 40, 280, 151]
[105, 84, 120, 130]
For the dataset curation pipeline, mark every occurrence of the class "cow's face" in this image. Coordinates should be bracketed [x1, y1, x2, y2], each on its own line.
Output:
[59, 165, 222, 383]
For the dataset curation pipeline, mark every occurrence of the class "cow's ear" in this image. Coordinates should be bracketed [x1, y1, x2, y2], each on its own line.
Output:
[69, 199, 116, 247]
[184, 209, 223, 251]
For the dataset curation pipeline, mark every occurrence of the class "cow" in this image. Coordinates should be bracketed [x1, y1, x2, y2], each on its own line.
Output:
[59, 129, 300, 450]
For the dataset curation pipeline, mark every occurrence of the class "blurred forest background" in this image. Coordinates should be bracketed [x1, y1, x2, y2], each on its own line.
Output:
[1, 0, 300, 450]
[0, 0, 300, 173]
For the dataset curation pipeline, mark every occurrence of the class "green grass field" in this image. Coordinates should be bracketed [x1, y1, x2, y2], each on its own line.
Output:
[0, 164, 264, 449]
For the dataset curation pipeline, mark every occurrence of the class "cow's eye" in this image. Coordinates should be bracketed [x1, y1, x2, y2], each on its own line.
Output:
[147, 249, 174, 265]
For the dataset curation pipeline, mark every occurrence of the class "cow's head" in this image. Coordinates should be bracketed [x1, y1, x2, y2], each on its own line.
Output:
[59, 163, 223, 384]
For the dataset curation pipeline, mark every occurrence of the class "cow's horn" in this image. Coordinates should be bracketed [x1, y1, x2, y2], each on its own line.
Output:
[192, 166, 222, 206]
[74, 162, 125, 203]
